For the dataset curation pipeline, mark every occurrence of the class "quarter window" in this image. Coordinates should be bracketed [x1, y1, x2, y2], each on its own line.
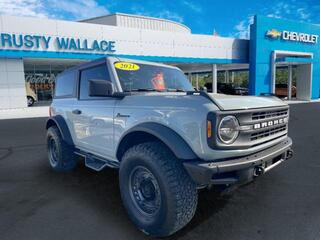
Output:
[54, 71, 76, 98]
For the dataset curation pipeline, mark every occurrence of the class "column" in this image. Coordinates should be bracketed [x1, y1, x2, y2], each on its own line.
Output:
[0, 58, 27, 109]
[231, 71, 235, 83]
[288, 65, 292, 100]
[226, 71, 230, 83]
[196, 73, 199, 90]
[271, 51, 276, 94]
[188, 72, 192, 85]
[212, 64, 217, 93]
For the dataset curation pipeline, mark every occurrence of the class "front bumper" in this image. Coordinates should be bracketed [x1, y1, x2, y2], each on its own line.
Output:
[183, 137, 293, 185]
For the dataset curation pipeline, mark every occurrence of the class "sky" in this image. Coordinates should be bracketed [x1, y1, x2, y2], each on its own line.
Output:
[0, 0, 319, 39]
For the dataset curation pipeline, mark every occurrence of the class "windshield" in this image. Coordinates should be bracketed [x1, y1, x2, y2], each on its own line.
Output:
[114, 61, 194, 92]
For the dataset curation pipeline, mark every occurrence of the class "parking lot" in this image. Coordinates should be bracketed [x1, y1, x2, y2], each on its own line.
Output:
[0, 102, 320, 240]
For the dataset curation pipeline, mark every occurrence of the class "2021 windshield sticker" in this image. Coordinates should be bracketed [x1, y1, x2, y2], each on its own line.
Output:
[114, 62, 140, 71]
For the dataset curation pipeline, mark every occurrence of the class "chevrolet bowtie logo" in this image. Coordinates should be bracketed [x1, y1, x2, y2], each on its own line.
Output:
[266, 29, 282, 39]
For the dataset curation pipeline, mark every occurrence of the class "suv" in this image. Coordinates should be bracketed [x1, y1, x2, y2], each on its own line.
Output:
[46, 57, 293, 237]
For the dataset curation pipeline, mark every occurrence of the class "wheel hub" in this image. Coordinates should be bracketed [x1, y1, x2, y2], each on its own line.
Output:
[27, 98, 33, 105]
[140, 178, 156, 200]
[129, 166, 161, 216]
[49, 138, 58, 166]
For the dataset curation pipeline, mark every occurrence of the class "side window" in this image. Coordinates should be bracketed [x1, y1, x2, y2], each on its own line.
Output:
[79, 64, 110, 100]
[54, 71, 76, 98]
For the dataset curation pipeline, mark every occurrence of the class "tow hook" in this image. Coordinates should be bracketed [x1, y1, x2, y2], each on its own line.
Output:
[286, 149, 294, 160]
[253, 166, 265, 177]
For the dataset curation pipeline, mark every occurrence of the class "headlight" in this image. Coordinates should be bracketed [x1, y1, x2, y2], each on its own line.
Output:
[218, 116, 239, 144]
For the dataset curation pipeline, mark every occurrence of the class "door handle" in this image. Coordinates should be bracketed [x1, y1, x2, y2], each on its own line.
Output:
[72, 109, 82, 115]
[116, 113, 130, 118]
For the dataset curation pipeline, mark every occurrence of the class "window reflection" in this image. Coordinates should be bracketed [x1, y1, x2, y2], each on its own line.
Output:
[23, 60, 84, 106]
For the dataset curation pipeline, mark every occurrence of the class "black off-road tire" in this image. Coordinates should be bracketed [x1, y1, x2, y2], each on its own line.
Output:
[46, 126, 77, 172]
[27, 96, 34, 107]
[119, 142, 198, 237]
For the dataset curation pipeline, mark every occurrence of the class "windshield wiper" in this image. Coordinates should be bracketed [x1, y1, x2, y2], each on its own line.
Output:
[125, 88, 159, 92]
[165, 88, 186, 92]
[125, 88, 186, 93]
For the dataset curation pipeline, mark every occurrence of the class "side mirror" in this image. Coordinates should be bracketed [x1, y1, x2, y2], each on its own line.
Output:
[89, 79, 114, 97]
[199, 86, 207, 92]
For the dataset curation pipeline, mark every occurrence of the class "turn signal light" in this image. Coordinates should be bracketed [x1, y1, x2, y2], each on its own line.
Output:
[207, 120, 212, 138]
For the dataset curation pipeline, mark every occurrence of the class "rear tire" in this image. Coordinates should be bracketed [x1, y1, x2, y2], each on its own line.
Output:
[27, 96, 34, 107]
[119, 142, 198, 237]
[46, 126, 77, 172]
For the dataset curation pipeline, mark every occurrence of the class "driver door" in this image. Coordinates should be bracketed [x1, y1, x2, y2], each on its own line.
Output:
[70, 63, 116, 159]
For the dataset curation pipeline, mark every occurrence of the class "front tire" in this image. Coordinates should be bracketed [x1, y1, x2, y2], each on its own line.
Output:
[119, 142, 198, 237]
[46, 126, 77, 172]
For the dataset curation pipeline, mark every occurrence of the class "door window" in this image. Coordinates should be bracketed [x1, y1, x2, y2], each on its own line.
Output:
[79, 64, 110, 100]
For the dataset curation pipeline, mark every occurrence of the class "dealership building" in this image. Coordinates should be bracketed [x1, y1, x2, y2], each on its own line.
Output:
[0, 13, 319, 109]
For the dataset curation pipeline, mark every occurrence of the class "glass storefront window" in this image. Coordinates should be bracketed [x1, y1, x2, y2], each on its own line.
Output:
[217, 70, 249, 88]
[24, 60, 84, 106]
[190, 72, 212, 90]
[189, 70, 249, 94]
[25, 72, 56, 102]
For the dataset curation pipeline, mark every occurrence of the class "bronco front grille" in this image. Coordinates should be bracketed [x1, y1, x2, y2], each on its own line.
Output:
[207, 106, 289, 149]
[250, 125, 287, 141]
[248, 107, 289, 143]
[252, 109, 288, 120]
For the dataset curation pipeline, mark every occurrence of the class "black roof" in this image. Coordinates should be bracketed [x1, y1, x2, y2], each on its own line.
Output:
[59, 57, 108, 76]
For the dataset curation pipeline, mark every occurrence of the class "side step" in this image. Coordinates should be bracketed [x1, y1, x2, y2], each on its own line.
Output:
[75, 151, 119, 171]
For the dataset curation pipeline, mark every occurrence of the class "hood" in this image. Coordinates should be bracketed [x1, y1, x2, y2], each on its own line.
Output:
[207, 93, 287, 111]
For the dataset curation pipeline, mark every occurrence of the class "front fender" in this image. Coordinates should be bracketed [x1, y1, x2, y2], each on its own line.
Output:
[117, 122, 198, 160]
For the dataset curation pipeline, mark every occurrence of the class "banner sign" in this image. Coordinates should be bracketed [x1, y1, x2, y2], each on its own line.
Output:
[0, 33, 116, 52]
[266, 29, 319, 44]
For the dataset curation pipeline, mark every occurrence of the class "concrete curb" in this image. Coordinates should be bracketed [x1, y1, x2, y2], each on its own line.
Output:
[0, 106, 49, 120]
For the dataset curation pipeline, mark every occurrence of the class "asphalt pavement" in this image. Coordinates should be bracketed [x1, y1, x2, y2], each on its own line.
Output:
[0, 103, 320, 240]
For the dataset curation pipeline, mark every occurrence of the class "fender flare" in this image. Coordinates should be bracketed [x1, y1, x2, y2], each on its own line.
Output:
[46, 115, 74, 146]
[117, 122, 198, 160]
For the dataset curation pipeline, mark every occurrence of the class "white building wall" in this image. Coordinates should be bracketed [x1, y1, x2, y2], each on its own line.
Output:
[0, 15, 249, 61]
[81, 13, 191, 33]
[115, 14, 190, 33]
[0, 58, 26, 109]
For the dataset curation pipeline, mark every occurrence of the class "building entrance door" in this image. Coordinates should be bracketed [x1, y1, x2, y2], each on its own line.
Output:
[272, 51, 312, 101]
[275, 65, 297, 100]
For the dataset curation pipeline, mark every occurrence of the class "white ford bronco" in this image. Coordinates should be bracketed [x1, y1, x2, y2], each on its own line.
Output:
[46, 57, 293, 237]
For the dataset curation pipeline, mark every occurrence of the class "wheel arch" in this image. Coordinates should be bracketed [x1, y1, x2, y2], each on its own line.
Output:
[116, 122, 198, 161]
[46, 115, 74, 146]
[27, 95, 34, 100]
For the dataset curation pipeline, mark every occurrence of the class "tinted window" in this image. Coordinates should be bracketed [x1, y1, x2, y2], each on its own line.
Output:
[54, 71, 76, 98]
[79, 64, 110, 99]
